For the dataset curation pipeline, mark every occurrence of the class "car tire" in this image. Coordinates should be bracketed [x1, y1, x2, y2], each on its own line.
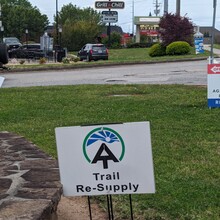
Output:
[0, 43, 9, 64]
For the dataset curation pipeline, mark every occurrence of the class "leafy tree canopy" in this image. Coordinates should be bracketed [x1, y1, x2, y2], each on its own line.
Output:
[59, 3, 101, 25]
[0, 0, 48, 42]
[58, 3, 103, 50]
[159, 13, 194, 46]
[0, 0, 32, 7]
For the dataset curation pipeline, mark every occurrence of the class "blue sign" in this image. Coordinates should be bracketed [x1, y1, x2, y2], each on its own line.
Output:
[194, 31, 204, 54]
[194, 37, 204, 54]
[208, 99, 220, 107]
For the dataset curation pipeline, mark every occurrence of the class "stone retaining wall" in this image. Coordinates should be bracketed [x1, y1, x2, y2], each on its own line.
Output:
[0, 131, 62, 220]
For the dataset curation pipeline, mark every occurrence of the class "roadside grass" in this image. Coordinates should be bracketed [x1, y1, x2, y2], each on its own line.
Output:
[214, 44, 220, 49]
[108, 47, 210, 63]
[7, 47, 210, 70]
[0, 84, 219, 219]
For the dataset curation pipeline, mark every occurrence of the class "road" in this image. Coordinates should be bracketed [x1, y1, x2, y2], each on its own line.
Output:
[0, 60, 214, 88]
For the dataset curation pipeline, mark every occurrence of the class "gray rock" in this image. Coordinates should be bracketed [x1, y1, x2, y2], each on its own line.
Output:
[0, 131, 62, 220]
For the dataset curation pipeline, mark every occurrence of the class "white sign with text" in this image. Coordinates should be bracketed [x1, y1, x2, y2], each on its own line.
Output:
[55, 122, 155, 196]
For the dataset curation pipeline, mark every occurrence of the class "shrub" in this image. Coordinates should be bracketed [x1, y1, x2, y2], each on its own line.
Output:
[166, 41, 190, 55]
[62, 57, 70, 64]
[19, 60, 25, 65]
[39, 57, 47, 64]
[62, 54, 80, 64]
[159, 13, 194, 46]
[149, 43, 166, 57]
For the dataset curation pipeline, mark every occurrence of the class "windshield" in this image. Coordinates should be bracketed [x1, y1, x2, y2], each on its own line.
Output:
[5, 38, 20, 44]
[92, 46, 106, 50]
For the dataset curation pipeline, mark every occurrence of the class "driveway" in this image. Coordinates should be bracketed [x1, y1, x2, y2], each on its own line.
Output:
[1, 60, 214, 88]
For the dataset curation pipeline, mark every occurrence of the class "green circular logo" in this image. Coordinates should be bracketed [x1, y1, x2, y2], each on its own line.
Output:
[83, 127, 125, 169]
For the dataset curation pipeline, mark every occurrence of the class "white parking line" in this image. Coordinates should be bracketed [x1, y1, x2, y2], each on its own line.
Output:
[0, 76, 5, 87]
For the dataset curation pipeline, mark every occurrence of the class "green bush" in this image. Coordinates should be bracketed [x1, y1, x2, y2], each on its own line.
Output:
[149, 43, 166, 57]
[166, 41, 190, 55]
[62, 54, 80, 63]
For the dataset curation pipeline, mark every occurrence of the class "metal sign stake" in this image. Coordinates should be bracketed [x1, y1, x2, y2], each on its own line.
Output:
[110, 195, 114, 220]
[88, 196, 93, 220]
[129, 194, 134, 220]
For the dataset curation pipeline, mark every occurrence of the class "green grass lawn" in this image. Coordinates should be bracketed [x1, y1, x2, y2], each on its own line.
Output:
[214, 44, 220, 49]
[0, 84, 219, 219]
[108, 47, 210, 63]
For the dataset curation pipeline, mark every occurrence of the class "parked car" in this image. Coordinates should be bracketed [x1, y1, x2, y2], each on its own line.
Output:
[3, 37, 22, 51]
[8, 44, 45, 59]
[77, 44, 108, 61]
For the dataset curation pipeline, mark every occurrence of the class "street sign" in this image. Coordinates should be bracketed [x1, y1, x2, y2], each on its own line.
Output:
[55, 122, 155, 196]
[95, 1, 125, 9]
[102, 11, 118, 16]
[101, 11, 118, 23]
[207, 64, 220, 107]
[208, 64, 220, 74]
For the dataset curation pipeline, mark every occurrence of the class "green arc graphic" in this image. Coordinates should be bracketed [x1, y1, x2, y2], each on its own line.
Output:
[83, 127, 125, 163]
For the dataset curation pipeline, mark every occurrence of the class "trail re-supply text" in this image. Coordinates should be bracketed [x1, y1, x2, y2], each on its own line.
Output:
[76, 171, 139, 193]
[76, 183, 139, 193]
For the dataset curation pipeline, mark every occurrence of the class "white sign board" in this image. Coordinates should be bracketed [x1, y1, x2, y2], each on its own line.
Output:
[55, 122, 155, 196]
[102, 16, 118, 23]
[101, 11, 118, 23]
[139, 17, 160, 23]
[207, 64, 220, 107]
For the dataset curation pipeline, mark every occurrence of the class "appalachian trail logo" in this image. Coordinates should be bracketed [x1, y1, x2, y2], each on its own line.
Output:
[83, 127, 125, 169]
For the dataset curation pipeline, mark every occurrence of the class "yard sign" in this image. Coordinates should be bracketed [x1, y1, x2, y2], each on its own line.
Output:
[55, 122, 155, 196]
[207, 64, 220, 107]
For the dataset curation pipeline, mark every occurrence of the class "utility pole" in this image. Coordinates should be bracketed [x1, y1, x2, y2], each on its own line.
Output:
[154, 0, 160, 16]
[56, 0, 59, 46]
[210, 0, 217, 64]
[164, 0, 168, 14]
[132, 0, 134, 39]
[107, 0, 111, 47]
[176, 0, 180, 16]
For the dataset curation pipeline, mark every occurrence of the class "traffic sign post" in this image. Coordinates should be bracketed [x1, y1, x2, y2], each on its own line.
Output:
[207, 64, 220, 108]
[95, 1, 125, 47]
[101, 11, 118, 23]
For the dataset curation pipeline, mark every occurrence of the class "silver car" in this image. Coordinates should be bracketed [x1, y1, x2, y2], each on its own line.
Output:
[78, 44, 108, 61]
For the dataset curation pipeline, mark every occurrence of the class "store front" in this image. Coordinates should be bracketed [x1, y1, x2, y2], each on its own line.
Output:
[134, 17, 160, 43]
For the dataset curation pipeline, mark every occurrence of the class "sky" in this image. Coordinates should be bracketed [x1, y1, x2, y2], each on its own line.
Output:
[29, 0, 220, 33]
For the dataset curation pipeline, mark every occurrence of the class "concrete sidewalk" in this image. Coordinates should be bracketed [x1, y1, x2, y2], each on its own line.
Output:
[204, 44, 220, 56]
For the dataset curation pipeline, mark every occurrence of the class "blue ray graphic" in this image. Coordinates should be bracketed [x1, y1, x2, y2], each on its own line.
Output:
[87, 129, 119, 147]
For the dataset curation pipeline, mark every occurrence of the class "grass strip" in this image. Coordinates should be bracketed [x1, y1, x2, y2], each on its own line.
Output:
[0, 84, 219, 219]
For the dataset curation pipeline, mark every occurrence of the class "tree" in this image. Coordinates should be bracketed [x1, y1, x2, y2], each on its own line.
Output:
[58, 4, 103, 50]
[102, 32, 122, 48]
[0, 0, 48, 42]
[62, 20, 102, 51]
[59, 4, 101, 25]
[159, 13, 194, 46]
